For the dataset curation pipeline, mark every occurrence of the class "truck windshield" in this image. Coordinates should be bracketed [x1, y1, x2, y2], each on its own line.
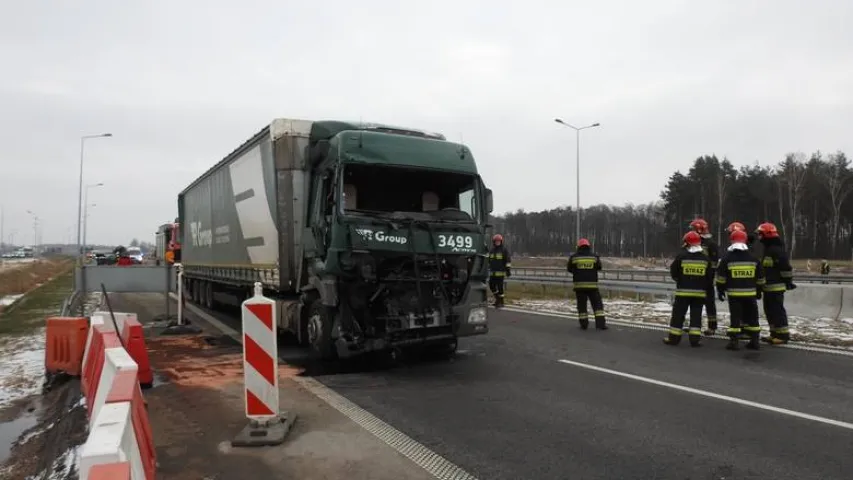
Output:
[340, 163, 480, 222]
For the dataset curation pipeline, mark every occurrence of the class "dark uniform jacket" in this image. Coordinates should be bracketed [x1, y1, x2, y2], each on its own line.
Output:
[488, 245, 511, 277]
[759, 239, 794, 292]
[670, 249, 714, 297]
[700, 235, 719, 269]
[716, 249, 766, 298]
[567, 248, 602, 290]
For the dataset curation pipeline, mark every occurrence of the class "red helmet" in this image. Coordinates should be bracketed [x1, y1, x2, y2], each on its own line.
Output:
[683, 231, 701, 246]
[755, 222, 779, 239]
[730, 229, 748, 244]
[689, 218, 709, 234]
[577, 238, 591, 248]
[492, 234, 503, 243]
[727, 221, 746, 233]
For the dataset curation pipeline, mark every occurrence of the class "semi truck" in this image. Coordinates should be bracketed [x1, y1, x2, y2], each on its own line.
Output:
[177, 118, 493, 360]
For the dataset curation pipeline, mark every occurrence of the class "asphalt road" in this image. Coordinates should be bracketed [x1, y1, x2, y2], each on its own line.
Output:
[200, 300, 853, 480]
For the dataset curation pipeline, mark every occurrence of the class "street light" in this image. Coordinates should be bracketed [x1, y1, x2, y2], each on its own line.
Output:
[554, 118, 601, 245]
[82, 183, 104, 255]
[83, 202, 97, 255]
[26, 210, 38, 257]
[76, 133, 112, 257]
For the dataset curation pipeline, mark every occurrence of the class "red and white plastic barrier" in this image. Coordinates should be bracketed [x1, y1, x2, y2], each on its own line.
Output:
[241, 283, 279, 419]
[71, 312, 157, 480]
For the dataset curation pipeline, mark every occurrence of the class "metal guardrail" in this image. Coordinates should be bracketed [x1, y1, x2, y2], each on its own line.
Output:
[512, 267, 853, 285]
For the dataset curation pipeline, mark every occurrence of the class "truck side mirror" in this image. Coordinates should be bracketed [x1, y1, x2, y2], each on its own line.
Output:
[484, 188, 493, 214]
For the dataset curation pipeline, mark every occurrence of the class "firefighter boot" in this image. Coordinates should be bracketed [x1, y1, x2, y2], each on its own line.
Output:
[578, 314, 589, 330]
[746, 332, 761, 350]
[763, 329, 788, 345]
[495, 295, 505, 309]
[725, 335, 740, 351]
[662, 331, 682, 346]
[688, 331, 702, 347]
[704, 319, 718, 336]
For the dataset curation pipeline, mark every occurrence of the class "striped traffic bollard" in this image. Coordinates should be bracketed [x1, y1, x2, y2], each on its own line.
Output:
[231, 282, 296, 447]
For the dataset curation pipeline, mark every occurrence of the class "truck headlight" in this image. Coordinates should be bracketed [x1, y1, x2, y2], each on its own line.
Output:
[467, 307, 487, 324]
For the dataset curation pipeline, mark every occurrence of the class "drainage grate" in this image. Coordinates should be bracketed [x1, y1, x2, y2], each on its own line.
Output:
[294, 376, 479, 480]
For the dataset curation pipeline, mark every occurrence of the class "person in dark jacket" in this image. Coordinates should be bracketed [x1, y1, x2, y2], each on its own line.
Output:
[567, 238, 607, 330]
[716, 229, 766, 350]
[664, 231, 714, 347]
[755, 222, 795, 344]
[689, 219, 719, 336]
[488, 234, 511, 308]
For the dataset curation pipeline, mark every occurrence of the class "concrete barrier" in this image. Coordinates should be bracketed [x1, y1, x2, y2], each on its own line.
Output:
[840, 287, 853, 320]
[783, 284, 846, 320]
[511, 276, 853, 321]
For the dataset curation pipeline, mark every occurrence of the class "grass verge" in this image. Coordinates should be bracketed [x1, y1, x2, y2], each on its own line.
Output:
[0, 269, 73, 338]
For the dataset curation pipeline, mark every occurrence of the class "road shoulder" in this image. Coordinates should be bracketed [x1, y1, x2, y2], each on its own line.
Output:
[113, 293, 436, 480]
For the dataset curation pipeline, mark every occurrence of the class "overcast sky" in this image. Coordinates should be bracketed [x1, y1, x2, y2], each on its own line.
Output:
[1, 0, 851, 246]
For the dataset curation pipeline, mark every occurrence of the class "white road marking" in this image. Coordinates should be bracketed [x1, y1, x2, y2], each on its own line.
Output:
[500, 305, 853, 358]
[557, 358, 853, 431]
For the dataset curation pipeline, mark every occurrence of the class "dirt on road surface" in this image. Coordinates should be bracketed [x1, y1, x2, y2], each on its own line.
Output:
[111, 293, 435, 480]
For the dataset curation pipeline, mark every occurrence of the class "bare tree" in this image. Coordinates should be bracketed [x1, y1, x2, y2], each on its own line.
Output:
[779, 153, 809, 258]
[823, 151, 853, 254]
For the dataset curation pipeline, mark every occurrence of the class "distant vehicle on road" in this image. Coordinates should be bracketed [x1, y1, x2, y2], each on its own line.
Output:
[126, 246, 144, 264]
[177, 118, 493, 361]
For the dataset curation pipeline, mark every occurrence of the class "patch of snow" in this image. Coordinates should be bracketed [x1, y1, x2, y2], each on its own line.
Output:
[511, 298, 853, 349]
[0, 294, 24, 307]
[0, 331, 46, 410]
[0, 293, 104, 410]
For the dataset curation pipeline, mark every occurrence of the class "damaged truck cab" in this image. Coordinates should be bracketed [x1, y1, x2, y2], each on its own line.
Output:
[304, 124, 493, 359]
[177, 118, 492, 361]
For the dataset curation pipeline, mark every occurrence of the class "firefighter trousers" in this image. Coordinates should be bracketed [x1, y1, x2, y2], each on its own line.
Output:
[727, 297, 760, 343]
[703, 277, 718, 330]
[668, 296, 703, 345]
[489, 276, 505, 307]
[762, 291, 790, 341]
[575, 289, 606, 329]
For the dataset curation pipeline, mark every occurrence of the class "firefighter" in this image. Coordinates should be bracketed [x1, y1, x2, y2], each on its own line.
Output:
[820, 259, 830, 284]
[488, 234, 511, 308]
[755, 222, 795, 344]
[727, 221, 757, 250]
[689, 219, 719, 335]
[716, 229, 766, 350]
[567, 238, 607, 330]
[664, 231, 714, 347]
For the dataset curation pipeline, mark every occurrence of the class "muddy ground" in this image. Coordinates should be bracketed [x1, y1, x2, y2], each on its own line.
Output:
[0, 377, 87, 480]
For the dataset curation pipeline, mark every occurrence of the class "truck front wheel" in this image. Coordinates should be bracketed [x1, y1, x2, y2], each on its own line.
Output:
[306, 301, 336, 360]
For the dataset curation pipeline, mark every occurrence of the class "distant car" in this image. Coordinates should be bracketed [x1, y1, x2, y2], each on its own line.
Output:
[93, 250, 116, 265]
[126, 247, 144, 264]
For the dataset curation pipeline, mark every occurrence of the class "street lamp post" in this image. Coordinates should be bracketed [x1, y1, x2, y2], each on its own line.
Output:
[554, 119, 601, 245]
[83, 203, 97, 255]
[82, 183, 104, 256]
[26, 210, 38, 257]
[76, 133, 112, 257]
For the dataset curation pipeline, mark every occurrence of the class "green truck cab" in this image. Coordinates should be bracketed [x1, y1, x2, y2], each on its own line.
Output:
[178, 119, 492, 360]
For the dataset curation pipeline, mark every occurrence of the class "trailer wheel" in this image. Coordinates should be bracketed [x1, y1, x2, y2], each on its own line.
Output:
[306, 301, 336, 360]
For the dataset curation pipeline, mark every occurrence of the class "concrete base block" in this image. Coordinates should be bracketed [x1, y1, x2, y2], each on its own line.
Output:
[160, 321, 203, 335]
[231, 412, 297, 447]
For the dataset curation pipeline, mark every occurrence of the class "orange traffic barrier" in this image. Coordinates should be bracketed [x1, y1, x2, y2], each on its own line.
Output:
[89, 462, 130, 480]
[121, 317, 154, 388]
[45, 316, 89, 376]
[131, 382, 157, 479]
[84, 326, 122, 414]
